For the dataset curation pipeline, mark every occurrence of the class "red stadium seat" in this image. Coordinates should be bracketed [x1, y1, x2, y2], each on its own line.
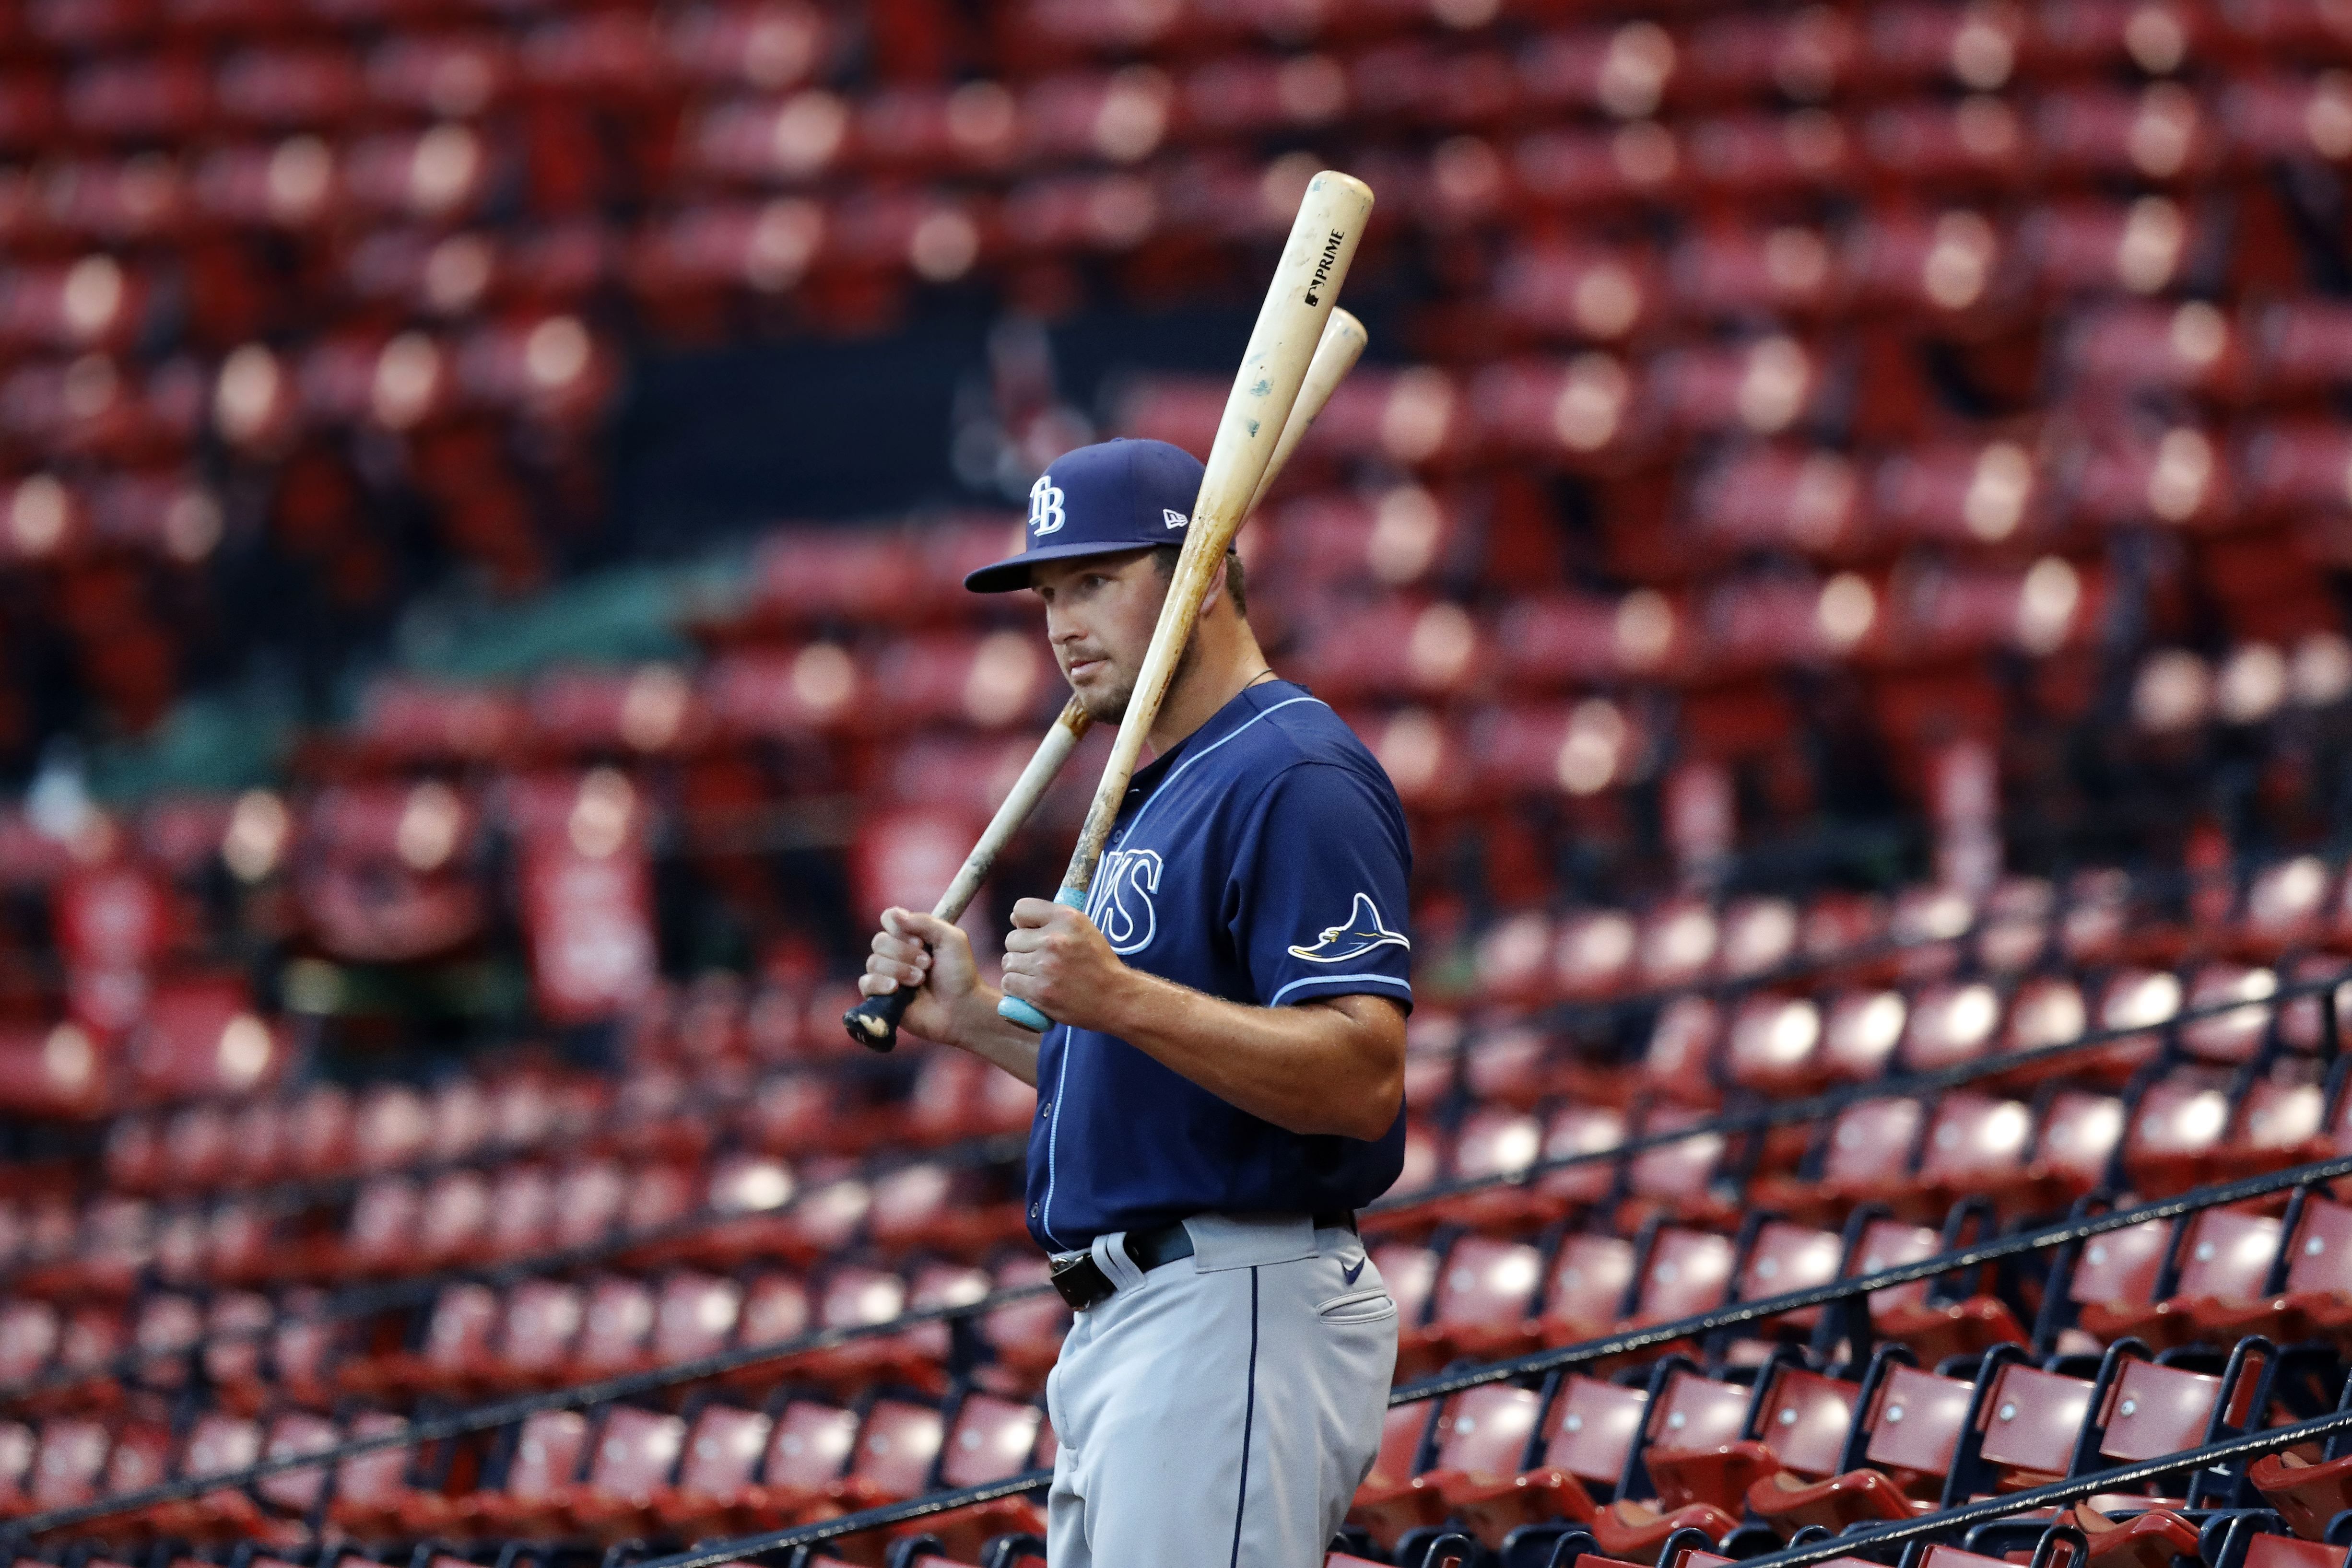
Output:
[1588, 1366, 1752, 1556]
[1751, 1352, 1977, 1533]
[1446, 1373, 1648, 1545]
[1397, 1234, 1547, 1377]
[1352, 1382, 1544, 1544]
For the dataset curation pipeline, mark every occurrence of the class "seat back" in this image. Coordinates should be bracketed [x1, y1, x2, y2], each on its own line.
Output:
[1727, 995, 1823, 1087]
[1429, 1385, 1541, 1483]
[741, 1272, 813, 1343]
[1739, 1221, 1842, 1303]
[2126, 1073, 2234, 1163]
[1433, 1236, 1544, 1329]
[483, 1166, 555, 1257]
[31, 1417, 110, 1507]
[1539, 1104, 1625, 1205]
[1753, 1367, 1859, 1479]
[1541, 1376, 1648, 1484]
[846, 1400, 943, 1495]
[1642, 997, 1720, 1085]
[0, 1301, 57, 1383]
[179, 1414, 261, 1486]
[1546, 1234, 1636, 1325]
[1627, 1107, 1727, 1203]
[2171, 1207, 2281, 1301]
[2095, 1357, 2221, 1464]
[333, 1412, 414, 1503]
[415, 1170, 491, 1258]
[1973, 1362, 2093, 1479]
[652, 1274, 742, 1362]
[936, 1394, 1041, 1489]
[1861, 1363, 1975, 1478]
[1903, 982, 2002, 1072]
[2182, 963, 2277, 1064]
[1852, 1219, 1941, 1321]
[504, 1410, 590, 1499]
[575, 1278, 656, 1371]
[2284, 1197, 2352, 1295]
[102, 1422, 171, 1492]
[1823, 989, 1908, 1081]
[2036, 1092, 2126, 1187]
[1646, 1369, 1750, 1455]
[2241, 1531, 2352, 1568]
[677, 1405, 769, 1496]
[1818, 1099, 1921, 1187]
[1365, 1401, 1434, 1488]
[553, 1159, 626, 1248]
[820, 1266, 907, 1332]
[763, 1400, 857, 1490]
[589, 1407, 686, 1495]
[1453, 1109, 1544, 1182]
[256, 1411, 338, 1512]
[0, 1420, 33, 1505]
[421, 1283, 500, 1369]
[2067, 1217, 2171, 1308]
[1371, 1243, 1440, 1326]
[1628, 1229, 1735, 1326]
[499, 1281, 586, 1371]
[2234, 1077, 2325, 1157]
[1917, 1093, 2035, 1186]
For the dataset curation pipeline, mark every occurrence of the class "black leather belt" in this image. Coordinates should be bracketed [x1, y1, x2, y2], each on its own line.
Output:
[1047, 1211, 1357, 1311]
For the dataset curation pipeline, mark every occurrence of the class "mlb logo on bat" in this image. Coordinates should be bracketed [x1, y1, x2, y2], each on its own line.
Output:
[1028, 475, 1067, 536]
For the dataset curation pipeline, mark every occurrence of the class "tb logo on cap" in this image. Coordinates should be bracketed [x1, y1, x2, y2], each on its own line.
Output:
[1028, 474, 1067, 536]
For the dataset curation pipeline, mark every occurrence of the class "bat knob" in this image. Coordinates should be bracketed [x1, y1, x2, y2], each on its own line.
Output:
[997, 995, 1053, 1032]
[841, 988, 914, 1053]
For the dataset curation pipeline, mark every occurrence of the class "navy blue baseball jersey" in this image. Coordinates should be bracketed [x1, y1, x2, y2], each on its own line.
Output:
[1023, 679, 1413, 1252]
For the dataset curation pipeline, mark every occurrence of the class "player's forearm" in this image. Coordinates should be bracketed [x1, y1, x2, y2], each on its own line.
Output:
[1096, 973, 1402, 1141]
[945, 987, 1043, 1086]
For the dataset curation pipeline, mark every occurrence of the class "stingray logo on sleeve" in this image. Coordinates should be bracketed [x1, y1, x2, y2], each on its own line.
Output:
[1027, 473, 1067, 536]
[1288, 892, 1411, 964]
[1087, 847, 1164, 955]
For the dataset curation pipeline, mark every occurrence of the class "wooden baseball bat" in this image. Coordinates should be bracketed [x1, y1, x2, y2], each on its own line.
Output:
[997, 170, 1375, 1033]
[842, 306, 1369, 1052]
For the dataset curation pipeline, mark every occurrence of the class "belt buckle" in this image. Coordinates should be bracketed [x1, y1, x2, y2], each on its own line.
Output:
[1048, 1250, 1115, 1311]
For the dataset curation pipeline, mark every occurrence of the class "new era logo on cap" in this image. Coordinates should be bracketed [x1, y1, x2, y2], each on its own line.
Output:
[965, 439, 1209, 593]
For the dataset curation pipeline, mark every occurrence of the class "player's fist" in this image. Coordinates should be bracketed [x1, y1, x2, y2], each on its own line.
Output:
[1000, 898, 1127, 1031]
[859, 908, 990, 1050]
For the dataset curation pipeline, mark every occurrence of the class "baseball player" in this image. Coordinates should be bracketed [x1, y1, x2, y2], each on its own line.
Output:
[857, 436, 1413, 1567]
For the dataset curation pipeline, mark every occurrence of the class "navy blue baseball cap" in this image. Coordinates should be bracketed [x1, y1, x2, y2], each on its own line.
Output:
[964, 438, 1206, 593]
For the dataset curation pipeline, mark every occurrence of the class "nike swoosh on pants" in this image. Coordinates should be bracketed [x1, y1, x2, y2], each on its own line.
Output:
[1341, 1258, 1365, 1286]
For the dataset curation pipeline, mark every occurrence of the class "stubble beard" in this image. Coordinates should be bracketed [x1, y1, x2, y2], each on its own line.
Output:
[1072, 633, 1197, 726]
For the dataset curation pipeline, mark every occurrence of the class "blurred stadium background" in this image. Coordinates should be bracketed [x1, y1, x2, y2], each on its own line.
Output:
[10, 0, 2352, 1564]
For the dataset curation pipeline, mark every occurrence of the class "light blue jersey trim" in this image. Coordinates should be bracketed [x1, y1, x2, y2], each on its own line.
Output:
[1037, 1030, 1075, 1250]
[1267, 972, 1415, 1007]
[1124, 695, 1325, 842]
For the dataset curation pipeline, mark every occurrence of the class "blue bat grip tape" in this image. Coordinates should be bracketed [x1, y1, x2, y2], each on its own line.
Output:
[996, 884, 1092, 1030]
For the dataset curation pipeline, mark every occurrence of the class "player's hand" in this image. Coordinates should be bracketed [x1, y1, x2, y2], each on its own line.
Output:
[860, 908, 993, 1051]
[1000, 898, 1129, 1031]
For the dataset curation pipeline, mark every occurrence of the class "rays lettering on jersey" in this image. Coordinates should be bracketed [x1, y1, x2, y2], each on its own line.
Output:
[1085, 847, 1164, 955]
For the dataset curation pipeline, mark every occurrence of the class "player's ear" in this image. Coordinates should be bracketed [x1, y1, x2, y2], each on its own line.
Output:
[1198, 553, 1230, 617]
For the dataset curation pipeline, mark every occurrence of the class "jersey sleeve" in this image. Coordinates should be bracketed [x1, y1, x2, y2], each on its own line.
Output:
[1226, 761, 1415, 1012]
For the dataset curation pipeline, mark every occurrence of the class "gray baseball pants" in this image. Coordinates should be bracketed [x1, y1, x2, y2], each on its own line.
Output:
[1043, 1213, 1398, 1568]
